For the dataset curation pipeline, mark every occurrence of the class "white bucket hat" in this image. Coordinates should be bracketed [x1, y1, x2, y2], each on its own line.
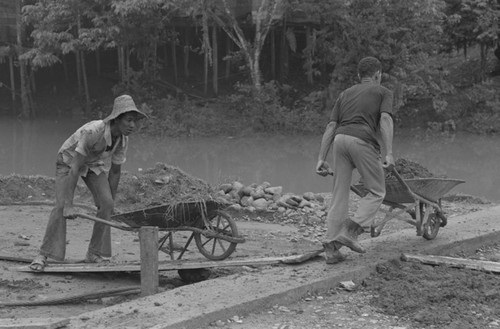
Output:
[103, 95, 148, 123]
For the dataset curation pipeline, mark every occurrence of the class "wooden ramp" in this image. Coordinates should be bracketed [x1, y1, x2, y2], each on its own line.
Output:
[13, 251, 324, 273]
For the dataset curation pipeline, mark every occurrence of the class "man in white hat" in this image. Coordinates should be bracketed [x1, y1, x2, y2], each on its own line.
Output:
[30, 95, 148, 271]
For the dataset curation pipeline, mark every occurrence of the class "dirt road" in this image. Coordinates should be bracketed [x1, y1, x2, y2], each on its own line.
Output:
[0, 171, 498, 328]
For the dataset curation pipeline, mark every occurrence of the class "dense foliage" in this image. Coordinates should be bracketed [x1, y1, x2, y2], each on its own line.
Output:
[4, 0, 500, 134]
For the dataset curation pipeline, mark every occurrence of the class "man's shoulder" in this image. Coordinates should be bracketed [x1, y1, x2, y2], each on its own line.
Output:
[356, 83, 392, 96]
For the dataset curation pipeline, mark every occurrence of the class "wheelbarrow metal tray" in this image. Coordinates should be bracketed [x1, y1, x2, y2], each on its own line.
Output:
[385, 178, 465, 204]
[111, 200, 224, 229]
[355, 178, 465, 204]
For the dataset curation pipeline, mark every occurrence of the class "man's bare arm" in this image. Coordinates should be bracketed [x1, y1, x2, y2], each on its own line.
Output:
[379, 112, 394, 167]
[316, 121, 337, 175]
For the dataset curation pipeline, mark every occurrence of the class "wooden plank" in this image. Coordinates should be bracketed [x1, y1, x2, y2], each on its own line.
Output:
[0, 254, 79, 264]
[139, 226, 159, 296]
[0, 287, 140, 307]
[0, 318, 69, 329]
[13, 252, 322, 273]
[401, 253, 500, 273]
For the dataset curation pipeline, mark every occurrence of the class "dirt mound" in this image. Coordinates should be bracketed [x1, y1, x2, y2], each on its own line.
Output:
[0, 164, 219, 213]
[366, 258, 500, 328]
[386, 158, 435, 180]
[0, 174, 61, 202]
[116, 163, 219, 212]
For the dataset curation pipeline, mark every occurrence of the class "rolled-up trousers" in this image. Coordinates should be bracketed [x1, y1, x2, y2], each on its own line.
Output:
[325, 134, 386, 242]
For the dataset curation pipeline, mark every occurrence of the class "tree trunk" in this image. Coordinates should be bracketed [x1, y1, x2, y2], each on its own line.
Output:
[280, 26, 289, 82]
[62, 54, 69, 82]
[16, 0, 31, 118]
[95, 49, 101, 76]
[171, 29, 178, 85]
[305, 26, 313, 84]
[204, 47, 208, 95]
[8, 53, 15, 101]
[76, 50, 83, 96]
[126, 46, 130, 87]
[152, 42, 157, 80]
[183, 27, 190, 78]
[163, 44, 168, 76]
[225, 36, 231, 80]
[81, 52, 91, 114]
[212, 26, 218, 95]
[118, 46, 125, 82]
[29, 66, 36, 93]
[270, 30, 276, 80]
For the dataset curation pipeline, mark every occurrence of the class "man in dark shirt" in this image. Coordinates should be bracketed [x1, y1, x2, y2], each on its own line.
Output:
[316, 57, 395, 264]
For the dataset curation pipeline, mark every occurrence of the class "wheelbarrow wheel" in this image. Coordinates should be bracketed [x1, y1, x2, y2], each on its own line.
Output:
[194, 210, 238, 261]
[421, 204, 440, 240]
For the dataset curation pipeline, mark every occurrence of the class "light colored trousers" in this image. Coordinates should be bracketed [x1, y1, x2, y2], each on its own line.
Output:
[325, 134, 386, 242]
[39, 154, 112, 261]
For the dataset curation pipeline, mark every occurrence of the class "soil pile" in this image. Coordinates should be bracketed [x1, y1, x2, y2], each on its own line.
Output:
[366, 259, 500, 328]
[115, 163, 219, 212]
[0, 174, 76, 203]
[0, 163, 219, 213]
[386, 158, 435, 180]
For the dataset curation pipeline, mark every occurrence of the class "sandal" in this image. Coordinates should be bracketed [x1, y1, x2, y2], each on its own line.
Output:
[29, 255, 48, 272]
[85, 252, 110, 264]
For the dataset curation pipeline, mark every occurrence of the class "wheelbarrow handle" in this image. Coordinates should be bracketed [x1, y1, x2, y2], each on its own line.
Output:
[74, 213, 135, 231]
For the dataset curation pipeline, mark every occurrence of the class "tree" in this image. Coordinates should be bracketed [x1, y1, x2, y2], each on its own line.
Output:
[443, 0, 500, 77]
[206, 0, 281, 93]
[16, 0, 34, 118]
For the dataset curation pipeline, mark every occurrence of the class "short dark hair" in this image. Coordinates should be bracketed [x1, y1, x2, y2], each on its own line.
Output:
[357, 57, 381, 78]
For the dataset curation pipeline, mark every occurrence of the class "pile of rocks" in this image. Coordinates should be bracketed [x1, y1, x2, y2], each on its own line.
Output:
[215, 181, 329, 225]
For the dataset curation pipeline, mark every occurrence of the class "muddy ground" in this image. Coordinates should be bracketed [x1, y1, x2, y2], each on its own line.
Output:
[0, 166, 498, 329]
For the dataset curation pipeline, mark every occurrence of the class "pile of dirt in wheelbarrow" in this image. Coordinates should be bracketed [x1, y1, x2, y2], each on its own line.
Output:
[115, 163, 220, 212]
[385, 158, 435, 180]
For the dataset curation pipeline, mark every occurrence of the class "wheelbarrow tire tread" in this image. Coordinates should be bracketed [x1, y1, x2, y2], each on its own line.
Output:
[422, 212, 440, 240]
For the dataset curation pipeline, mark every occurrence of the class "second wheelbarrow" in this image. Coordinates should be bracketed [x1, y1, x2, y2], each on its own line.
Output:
[350, 168, 465, 240]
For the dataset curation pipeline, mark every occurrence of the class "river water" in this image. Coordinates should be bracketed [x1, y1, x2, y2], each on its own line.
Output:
[1, 117, 499, 202]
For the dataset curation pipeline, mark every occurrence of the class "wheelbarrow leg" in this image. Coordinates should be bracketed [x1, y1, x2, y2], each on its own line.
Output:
[371, 207, 408, 237]
[371, 204, 419, 237]
[415, 200, 429, 236]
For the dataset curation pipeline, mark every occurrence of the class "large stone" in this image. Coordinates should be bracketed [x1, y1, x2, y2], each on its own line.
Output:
[232, 181, 244, 192]
[265, 186, 283, 195]
[228, 204, 242, 211]
[303, 192, 315, 201]
[252, 198, 268, 210]
[251, 187, 266, 199]
[277, 196, 291, 209]
[240, 196, 254, 207]
[238, 186, 253, 197]
[219, 183, 233, 194]
[298, 199, 312, 208]
[314, 194, 325, 203]
[264, 193, 274, 201]
[285, 197, 299, 207]
[229, 190, 240, 203]
[260, 181, 271, 189]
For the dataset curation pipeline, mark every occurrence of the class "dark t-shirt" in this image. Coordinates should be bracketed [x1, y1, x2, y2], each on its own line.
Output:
[329, 82, 393, 151]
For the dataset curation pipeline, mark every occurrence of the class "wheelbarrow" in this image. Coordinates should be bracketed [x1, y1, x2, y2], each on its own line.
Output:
[349, 168, 465, 239]
[76, 199, 245, 261]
